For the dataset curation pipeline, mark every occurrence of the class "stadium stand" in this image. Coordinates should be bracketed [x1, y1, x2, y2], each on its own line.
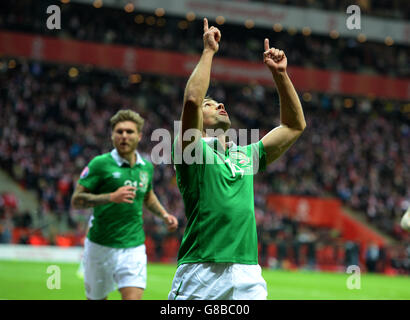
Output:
[0, 0, 409, 77]
[251, 0, 410, 19]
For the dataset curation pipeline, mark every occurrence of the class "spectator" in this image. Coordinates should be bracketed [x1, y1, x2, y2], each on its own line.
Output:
[0, 55, 408, 272]
[0, 0, 408, 77]
[365, 242, 380, 272]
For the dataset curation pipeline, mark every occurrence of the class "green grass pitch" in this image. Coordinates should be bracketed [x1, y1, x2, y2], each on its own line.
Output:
[0, 260, 409, 300]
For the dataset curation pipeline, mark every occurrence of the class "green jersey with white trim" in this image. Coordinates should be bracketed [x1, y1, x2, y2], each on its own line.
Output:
[172, 137, 267, 266]
[78, 149, 153, 248]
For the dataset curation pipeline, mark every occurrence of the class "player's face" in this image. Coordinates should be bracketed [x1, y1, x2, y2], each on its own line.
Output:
[202, 98, 231, 131]
[111, 121, 141, 156]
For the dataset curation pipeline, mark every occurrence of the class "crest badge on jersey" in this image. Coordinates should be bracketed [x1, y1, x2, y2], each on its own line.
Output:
[139, 172, 148, 185]
[80, 166, 89, 179]
[139, 171, 149, 191]
[229, 151, 251, 168]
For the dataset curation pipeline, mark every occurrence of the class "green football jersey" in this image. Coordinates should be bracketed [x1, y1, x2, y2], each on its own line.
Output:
[172, 137, 267, 266]
[78, 149, 153, 248]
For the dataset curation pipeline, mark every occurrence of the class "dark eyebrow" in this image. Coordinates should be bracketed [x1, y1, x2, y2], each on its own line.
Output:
[203, 100, 214, 106]
[116, 128, 136, 132]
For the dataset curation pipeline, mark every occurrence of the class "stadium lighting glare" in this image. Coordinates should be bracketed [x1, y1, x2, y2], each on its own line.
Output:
[273, 23, 283, 32]
[68, 67, 79, 78]
[129, 73, 141, 84]
[93, 0, 103, 8]
[385, 36, 394, 46]
[245, 19, 254, 29]
[357, 33, 366, 43]
[134, 14, 144, 24]
[344, 98, 354, 108]
[287, 27, 297, 36]
[216, 16, 225, 25]
[178, 20, 189, 30]
[146, 16, 156, 26]
[302, 92, 312, 102]
[330, 30, 339, 39]
[302, 27, 311, 36]
[8, 60, 16, 69]
[155, 8, 165, 17]
[157, 18, 166, 27]
[124, 3, 134, 13]
[186, 12, 196, 22]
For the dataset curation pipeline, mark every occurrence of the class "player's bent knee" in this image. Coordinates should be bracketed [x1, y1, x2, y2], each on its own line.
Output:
[119, 287, 144, 300]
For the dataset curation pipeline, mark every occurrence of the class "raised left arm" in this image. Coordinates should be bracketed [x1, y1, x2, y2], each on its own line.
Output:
[144, 190, 178, 232]
[260, 38, 306, 165]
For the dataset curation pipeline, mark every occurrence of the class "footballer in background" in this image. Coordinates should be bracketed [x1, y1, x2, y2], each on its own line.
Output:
[401, 206, 410, 232]
[71, 109, 178, 300]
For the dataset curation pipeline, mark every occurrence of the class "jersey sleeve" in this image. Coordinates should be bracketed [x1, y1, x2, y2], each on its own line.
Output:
[77, 157, 102, 192]
[247, 140, 267, 174]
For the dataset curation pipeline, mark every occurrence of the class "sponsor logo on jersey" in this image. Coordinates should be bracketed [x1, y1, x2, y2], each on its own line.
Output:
[112, 172, 121, 178]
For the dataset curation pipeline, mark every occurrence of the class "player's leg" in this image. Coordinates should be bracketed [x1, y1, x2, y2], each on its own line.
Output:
[83, 238, 116, 300]
[168, 263, 234, 300]
[76, 255, 85, 279]
[231, 264, 267, 300]
[77, 215, 94, 279]
[114, 244, 147, 300]
[118, 286, 144, 300]
[168, 264, 195, 300]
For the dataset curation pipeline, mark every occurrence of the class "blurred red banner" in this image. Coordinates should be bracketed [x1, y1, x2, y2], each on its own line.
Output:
[0, 30, 409, 100]
[266, 194, 386, 246]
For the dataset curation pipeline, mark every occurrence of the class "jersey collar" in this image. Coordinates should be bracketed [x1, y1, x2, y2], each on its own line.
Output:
[111, 148, 145, 167]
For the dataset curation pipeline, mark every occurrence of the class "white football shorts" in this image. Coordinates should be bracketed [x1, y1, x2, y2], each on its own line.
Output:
[83, 238, 147, 300]
[168, 263, 267, 300]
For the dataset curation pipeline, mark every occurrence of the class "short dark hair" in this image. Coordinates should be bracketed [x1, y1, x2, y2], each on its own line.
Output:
[202, 95, 215, 107]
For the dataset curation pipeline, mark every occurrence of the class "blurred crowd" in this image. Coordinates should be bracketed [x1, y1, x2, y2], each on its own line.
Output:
[0, 0, 409, 77]
[0, 59, 409, 273]
[252, 0, 410, 19]
[0, 0, 409, 273]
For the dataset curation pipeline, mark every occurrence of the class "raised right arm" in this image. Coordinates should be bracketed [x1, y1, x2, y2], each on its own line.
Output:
[179, 18, 221, 151]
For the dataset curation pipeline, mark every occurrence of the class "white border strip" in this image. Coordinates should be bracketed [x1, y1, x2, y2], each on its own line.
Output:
[0, 244, 83, 263]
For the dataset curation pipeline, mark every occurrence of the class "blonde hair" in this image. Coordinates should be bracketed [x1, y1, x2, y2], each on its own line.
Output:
[110, 109, 145, 132]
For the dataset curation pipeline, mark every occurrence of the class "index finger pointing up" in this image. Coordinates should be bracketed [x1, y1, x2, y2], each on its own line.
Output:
[264, 38, 269, 51]
[204, 18, 209, 32]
